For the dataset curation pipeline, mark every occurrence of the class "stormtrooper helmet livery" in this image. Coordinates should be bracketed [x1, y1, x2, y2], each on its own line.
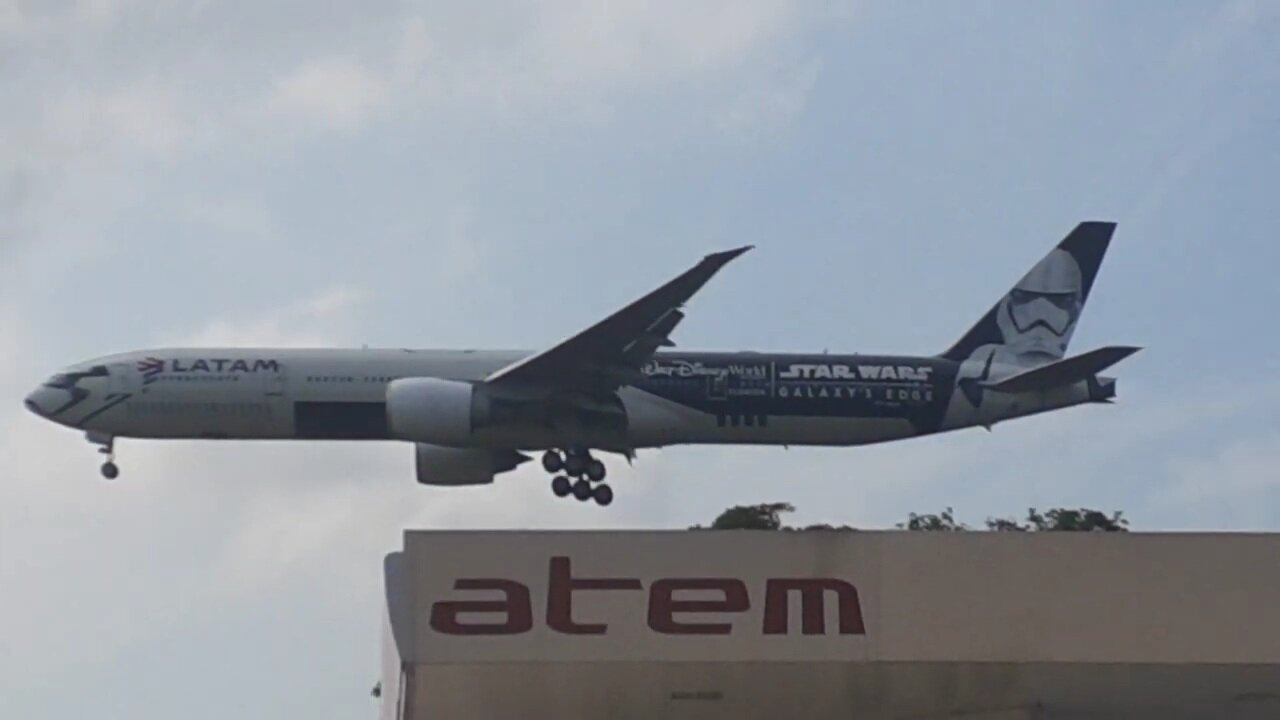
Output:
[996, 248, 1084, 362]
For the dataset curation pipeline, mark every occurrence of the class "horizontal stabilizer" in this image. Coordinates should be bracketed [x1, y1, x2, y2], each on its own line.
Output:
[985, 345, 1141, 393]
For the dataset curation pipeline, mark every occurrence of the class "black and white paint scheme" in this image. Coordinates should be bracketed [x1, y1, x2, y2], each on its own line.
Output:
[25, 221, 1139, 506]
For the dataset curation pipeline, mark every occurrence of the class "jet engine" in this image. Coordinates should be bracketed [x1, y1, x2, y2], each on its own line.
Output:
[386, 375, 629, 450]
[386, 377, 491, 446]
[413, 443, 530, 486]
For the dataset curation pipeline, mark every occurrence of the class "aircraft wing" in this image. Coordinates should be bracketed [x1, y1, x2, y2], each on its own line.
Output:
[484, 246, 752, 391]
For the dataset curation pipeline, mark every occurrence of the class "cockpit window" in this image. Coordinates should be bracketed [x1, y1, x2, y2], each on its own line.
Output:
[42, 365, 109, 389]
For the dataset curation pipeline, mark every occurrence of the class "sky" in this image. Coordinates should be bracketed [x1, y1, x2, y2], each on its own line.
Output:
[2, 0, 1279, 717]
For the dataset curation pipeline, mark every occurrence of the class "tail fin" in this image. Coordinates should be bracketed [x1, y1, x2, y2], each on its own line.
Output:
[940, 221, 1117, 366]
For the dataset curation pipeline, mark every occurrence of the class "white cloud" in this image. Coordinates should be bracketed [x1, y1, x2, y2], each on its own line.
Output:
[172, 194, 281, 248]
[522, 0, 800, 86]
[1121, 0, 1277, 227]
[49, 80, 195, 159]
[10, 1, 830, 154]
[1161, 432, 1280, 528]
[0, 78, 190, 280]
[0, 0, 154, 44]
[1173, 0, 1275, 69]
[0, 301, 30, 386]
[0, 0, 26, 37]
[173, 285, 368, 347]
[268, 57, 390, 132]
[395, 15, 433, 78]
[73, 0, 131, 24]
[371, 2, 828, 123]
[719, 57, 822, 137]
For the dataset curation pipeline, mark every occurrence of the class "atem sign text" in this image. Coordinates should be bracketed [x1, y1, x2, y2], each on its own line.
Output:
[429, 556, 866, 636]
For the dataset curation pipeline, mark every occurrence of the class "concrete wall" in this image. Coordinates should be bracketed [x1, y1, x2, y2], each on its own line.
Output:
[378, 553, 410, 720]
[400, 530, 1280, 665]
[381, 530, 1280, 719]
[407, 663, 1280, 720]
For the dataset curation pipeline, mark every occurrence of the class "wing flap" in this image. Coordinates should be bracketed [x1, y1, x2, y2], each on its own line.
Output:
[985, 345, 1141, 393]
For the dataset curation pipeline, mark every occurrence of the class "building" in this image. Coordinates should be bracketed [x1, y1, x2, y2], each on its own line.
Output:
[379, 530, 1280, 719]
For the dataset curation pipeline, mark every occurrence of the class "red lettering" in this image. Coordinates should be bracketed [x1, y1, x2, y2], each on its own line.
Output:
[546, 556, 642, 634]
[428, 559, 865, 637]
[648, 578, 749, 635]
[762, 578, 865, 635]
[429, 579, 532, 635]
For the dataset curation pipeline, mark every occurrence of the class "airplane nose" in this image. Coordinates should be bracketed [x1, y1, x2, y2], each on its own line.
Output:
[24, 385, 65, 418]
[24, 389, 47, 416]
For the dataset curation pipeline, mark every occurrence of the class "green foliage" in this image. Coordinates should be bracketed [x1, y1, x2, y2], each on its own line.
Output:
[692, 502, 796, 530]
[694, 503, 1128, 532]
[897, 507, 968, 531]
[908, 506, 1130, 532]
[689, 502, 854, 530]
[1011, 507, 1129, 532]
[794, 523, 856, 531]
[983, 517, 1028, 532]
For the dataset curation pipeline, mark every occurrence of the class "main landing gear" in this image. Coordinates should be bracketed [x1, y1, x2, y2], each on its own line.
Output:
[88, 432, 119, 480]
[543, 448, 612, 507]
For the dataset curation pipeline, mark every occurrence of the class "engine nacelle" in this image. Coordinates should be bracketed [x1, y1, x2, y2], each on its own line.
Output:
[386, 377, 489, 446]
[386, 375, 631, 450]
[413, 443, 530, 486]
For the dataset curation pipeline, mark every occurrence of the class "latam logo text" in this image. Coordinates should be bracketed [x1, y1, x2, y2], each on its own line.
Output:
[778, 363, 933, 382]
[429, 556, 866, 636]
[138, 357, 281, 384]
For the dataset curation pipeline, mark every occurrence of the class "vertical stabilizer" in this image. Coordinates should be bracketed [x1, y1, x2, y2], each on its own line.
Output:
[940, 221, 1116, 367]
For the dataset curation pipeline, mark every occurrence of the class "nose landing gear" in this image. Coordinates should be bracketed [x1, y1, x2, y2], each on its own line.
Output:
[87, 432, 119, 480]
[543, 448, 612, 506]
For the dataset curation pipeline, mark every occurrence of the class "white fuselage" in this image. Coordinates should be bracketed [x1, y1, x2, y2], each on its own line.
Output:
[24, 347, 1106, 454]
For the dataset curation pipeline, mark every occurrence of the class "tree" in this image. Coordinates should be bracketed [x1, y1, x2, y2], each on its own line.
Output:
[896, 507, 968, 532]
[902, 506, 1131, 532]
[692, 502, 796, 530]
[690, 502, 858, 531]
[795, 522, 856, 531]
[1016, 507, 1129, 532]
[694, 503, 1129, 532]
[983, 517, 1028, 532]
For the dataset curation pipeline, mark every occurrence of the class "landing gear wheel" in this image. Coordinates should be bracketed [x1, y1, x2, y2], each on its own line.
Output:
[87, 432, 118, 480]
[572, 479, 592, 501]
[551, 475, 571, 497]
[564, 454, 587, 477]
[585, 459, 606, 483]
[592, 484, 613, 507]
[542, 450, 564, 474]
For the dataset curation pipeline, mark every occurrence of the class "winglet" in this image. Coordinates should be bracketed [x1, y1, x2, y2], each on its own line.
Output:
[703, 245, 754, 267]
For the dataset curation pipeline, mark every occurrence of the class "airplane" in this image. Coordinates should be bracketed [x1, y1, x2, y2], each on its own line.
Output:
[25, 221, 1139, 507]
